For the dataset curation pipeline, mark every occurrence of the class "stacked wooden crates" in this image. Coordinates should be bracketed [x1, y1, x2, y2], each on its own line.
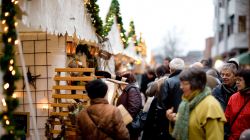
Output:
[49, 68, 95, 139]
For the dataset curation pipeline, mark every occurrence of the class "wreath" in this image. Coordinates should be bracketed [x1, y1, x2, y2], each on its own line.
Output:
[45, 115, 66, 140]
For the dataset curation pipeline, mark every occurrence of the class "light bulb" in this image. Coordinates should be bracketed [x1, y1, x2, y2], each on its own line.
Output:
[9, 66, 13, 71]
[12, 93, 17, 98]
[10, 59, 14, 64]
[4, 12, 9, 17]
[11, 0, 15, 2]
[2, 99, 7, 106]
[2, 20, 6, 24]
[4, 83, 9, 89]
[14, 22, 18, 27]
[4, 26, 8, 32]
[12, 70, 16, 75]
[14, 1, 18, 4]
[6, 120, 10, 125]
[14, 40, 18, 45]
[8, 38, 12, 43]
[3, 115, 8, 120]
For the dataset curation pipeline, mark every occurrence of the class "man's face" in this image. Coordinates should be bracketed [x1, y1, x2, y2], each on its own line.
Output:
[164, 60, 170, 67]
[220, 69, 236, 86]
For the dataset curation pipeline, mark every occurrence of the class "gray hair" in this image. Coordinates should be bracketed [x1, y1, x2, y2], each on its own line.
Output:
[169, 58, 185, 70]
[220, 63, 237, 74]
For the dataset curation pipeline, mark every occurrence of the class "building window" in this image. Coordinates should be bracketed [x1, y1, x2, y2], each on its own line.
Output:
[228, 15, 234, 36]
[238, 16, 246, 33]
[219, 24, 224, 42]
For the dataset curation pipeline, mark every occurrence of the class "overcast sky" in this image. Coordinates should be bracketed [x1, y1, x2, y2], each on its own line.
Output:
[97, 0, 214, 56]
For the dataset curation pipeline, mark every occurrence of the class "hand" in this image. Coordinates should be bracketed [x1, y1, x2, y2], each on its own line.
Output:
[166, 107, 177, 122]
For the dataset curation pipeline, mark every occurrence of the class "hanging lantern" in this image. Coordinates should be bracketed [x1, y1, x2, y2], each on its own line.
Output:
[90, 46, 99, 56]
[66, 41, 76, 56]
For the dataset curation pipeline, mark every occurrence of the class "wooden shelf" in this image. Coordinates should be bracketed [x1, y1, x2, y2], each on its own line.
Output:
[50, 112, 69, 117]
[55, 68, 94, 72]
[54, 76, 94, 81]
[52, 94, 89, 99]
[53, 85, 86, 90]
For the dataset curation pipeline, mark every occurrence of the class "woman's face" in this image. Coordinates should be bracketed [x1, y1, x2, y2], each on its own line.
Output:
[180, 81, 192, 97]
[236, 76, 246, 90]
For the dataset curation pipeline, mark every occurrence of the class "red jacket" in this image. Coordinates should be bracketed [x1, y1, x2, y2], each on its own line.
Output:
[225, 89, 250, 140]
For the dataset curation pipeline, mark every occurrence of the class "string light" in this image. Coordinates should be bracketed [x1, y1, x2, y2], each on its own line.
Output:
[2, 99, 7, 106]
[6, 120, 10, 125]
[4, 83, 9, 90]
[14, 22, 18, 27]
[12, 93, 17, 98]
[10, 59, 14, 64]
[8, 38, 12, 43]
[12, 70, 16, 75]
[11, 0, 15, 2]
[3, 115, 8, 120]
[4, 12, 9, 17]
[14, 1, 18, 4]
[14, 40, 18, 45]
[2, 20, 6, 24]
[9, 66, 14, 71]
[4, 26, 8, 32]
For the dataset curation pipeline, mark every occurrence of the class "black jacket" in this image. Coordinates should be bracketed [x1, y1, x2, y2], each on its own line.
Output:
[212, 84, 237, 111]
[159, 70, 183, 112]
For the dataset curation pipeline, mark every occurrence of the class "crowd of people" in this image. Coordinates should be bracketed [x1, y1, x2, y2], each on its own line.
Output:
[75, 57, 250, 140]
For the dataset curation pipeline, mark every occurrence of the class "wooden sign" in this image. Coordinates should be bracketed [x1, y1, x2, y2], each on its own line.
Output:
[13, 112, 30, 136]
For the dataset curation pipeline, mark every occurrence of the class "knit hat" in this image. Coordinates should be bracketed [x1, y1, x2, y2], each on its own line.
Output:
[240, 129, 250, 140]
[227, 58, 239, 70]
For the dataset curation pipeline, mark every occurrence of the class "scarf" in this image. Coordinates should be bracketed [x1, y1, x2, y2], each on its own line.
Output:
[172, 87, 211, 140]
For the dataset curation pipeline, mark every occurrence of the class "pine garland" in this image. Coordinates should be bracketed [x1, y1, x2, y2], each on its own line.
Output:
[0, 0, 25, 139]
[85, 0, 138, 49]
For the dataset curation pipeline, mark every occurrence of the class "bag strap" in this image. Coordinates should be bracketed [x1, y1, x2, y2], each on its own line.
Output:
[230, 96, 250, 128]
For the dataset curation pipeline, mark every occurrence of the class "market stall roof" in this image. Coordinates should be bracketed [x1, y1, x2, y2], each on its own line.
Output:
[237, 51, 250, 65]
[19, 0, 98, 43]
[107, 18, 124, 55]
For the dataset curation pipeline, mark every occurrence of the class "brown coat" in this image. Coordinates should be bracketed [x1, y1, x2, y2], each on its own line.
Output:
[77, 98, 129, 140]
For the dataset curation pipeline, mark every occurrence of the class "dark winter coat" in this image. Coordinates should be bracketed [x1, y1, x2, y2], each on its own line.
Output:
[142, 70, 183, 140]
[77, 98, 129, 140]
[117, 84, 142, 118]
[212, 84, 237, 111]
[159, 70, 183, 112]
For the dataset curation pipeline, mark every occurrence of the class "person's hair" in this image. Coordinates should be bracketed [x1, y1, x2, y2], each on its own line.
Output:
[156, 65, 167, 78]
[85, 79, 108, 99]
[200, 59, 212, 68]
[220, 63, 238, 75]
[179, 67, 207, 91]
[206, 68, 220, 79]
[75, 44, 87, 54]
[146, 68, 155, 76]
[169, 58, 185, 70]
[235, 69, 250, 87]
[164, 56, 172, 62]
[120, 72, 136, 84]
